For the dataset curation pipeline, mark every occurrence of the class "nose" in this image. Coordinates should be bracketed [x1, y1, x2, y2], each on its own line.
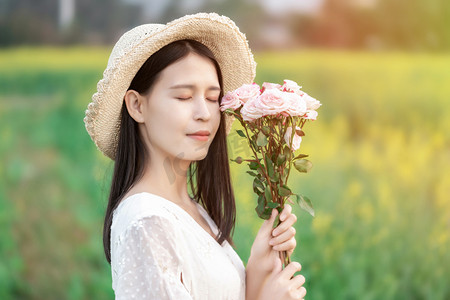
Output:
[193, 96, 212, 121]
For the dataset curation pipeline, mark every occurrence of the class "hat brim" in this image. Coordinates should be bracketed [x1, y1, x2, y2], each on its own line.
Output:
[84, 13, 256, 160]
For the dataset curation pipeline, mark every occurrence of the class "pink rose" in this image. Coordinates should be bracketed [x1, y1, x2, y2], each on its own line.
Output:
[285, 92, 307, 117]
[220, 90, 242, 111]
[235, 83, 260, 103]
[241, 97, 264, 122]
[255, 89, 290, 117]
[284, 126, 302, 151]
[282, 79, 302, 94]
[302, 92, 322, 110]
[303, 110, 318, 120]
[261, 82, 282, 92]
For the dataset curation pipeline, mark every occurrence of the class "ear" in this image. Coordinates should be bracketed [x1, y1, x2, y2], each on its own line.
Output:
[124, 90, 145, 123]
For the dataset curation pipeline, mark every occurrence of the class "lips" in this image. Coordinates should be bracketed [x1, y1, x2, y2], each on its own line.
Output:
[187, 130, 210, 136]
[187, 130, 210, 141]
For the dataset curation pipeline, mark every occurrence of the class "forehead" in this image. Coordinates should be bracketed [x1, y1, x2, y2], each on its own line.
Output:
[157, 53, 220, 88]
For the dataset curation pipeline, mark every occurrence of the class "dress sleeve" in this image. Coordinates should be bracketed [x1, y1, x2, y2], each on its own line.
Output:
[113, 215, 192, 300]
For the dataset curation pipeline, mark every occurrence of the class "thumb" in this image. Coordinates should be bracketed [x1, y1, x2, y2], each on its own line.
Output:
[261, 209, 278, 233]
[270, 256, 283, 279]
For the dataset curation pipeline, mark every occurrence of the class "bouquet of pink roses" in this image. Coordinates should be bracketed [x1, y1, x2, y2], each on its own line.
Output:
[221, 80, 321, 265]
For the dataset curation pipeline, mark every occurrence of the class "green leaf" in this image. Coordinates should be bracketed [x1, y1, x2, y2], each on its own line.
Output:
[296, 195, 315, 217]
[293, 159, 313, 173]
[255, 194, 272, 220]
[262, 126, 271, 136]
[278, 185, 292, 197]
[253, 178, 264, 194]
[265, 154, 274, 178]
[249, 161, 259, 170]
[283, 145, 292, 161]
[255, 202, 265, 218]
[267, 202, 280, 209]
[236, 130, 246, 138]
[257, 164, 265, 177]
[264, 186, 272, 203]
[246, 171, 258, 177]
[256, 131, 268, 147]
[259, 207, 273, 220]
[276, 153, 286, 166]
[293, 153, 309, 160]
[288, 194, 299, 204]
[269, 172, 280, 183]
[257, 193, 265, 206]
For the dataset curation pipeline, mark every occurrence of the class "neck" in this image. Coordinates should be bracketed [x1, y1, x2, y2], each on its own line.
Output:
[137, 151, 193, 205]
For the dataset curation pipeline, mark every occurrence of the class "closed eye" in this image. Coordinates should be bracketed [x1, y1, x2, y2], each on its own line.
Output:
[177, 97, 218, 102]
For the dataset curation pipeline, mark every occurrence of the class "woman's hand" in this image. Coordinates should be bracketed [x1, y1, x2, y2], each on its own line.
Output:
[270, 204, 298, 257]
[248, 205, 298, 273]
[246, 205, 300, 300]
[258, 258, 307, 300]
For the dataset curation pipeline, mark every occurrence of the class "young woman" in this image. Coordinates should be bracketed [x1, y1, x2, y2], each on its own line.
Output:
[84, 13, 306, 299]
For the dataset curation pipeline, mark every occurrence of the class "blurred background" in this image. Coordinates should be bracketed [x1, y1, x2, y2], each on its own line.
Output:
[1, 0, 449, 299]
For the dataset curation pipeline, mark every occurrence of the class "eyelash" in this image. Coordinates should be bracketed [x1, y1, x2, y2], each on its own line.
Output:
[176, 97, 218, 102]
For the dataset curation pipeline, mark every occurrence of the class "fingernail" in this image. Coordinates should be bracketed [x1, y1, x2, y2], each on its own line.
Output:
[280, 214, 285, 221]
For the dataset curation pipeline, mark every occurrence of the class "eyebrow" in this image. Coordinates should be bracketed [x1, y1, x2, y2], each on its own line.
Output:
[169, 84, 221, 91]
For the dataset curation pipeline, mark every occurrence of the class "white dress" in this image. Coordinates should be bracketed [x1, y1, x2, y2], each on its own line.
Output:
[110, 192, 246, 299]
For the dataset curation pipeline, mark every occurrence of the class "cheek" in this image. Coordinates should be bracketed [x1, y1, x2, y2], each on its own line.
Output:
[143, 104, 172, 138]
[146, 110, 180, 136]
[146, 97, 179, 124]
[209, 100, 220, 116]
[211, 104, 222, 131]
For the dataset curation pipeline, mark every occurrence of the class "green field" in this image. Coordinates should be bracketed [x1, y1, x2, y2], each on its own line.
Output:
[1, 47, 449, 299]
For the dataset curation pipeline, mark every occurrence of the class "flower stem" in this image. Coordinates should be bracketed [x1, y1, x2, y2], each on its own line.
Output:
[276, 217, 291, 268]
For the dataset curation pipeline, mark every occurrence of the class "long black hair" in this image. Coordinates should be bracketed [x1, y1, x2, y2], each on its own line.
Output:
[103, 39, 236, 263]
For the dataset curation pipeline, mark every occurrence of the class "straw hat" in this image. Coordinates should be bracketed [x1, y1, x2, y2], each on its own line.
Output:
[84, 12, 257, 160]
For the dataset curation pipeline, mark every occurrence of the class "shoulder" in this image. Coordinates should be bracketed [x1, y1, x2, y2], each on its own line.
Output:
[111, 192, 181, 237]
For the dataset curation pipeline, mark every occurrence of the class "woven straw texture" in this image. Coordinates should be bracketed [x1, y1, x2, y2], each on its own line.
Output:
[84, 12, 257, 160]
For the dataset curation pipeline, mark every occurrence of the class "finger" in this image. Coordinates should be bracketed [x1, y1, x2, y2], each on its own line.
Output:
[287, 248, 294, 257]
[273, 213, 297, 236]
[270, 226, 296, 246]
[259, 209, 279, 235]
[280, 261, 302, 280]
[273, 237, 296, 252]
[279, 204, 292, 221]
[298, 286, 306, 299]
[269, 256, 283, 279]
[292, 286, 307, 299]
[290, 274, 305, 289]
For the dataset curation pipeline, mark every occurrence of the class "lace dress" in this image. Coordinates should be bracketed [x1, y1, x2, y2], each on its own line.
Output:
[110, 192, 246, 299]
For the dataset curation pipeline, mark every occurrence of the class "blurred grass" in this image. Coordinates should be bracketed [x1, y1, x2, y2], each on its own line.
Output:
[0, 47, 449, 299]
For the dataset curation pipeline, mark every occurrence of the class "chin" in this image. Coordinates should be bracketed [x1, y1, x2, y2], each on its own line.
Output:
[189, 150, 209, 161]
